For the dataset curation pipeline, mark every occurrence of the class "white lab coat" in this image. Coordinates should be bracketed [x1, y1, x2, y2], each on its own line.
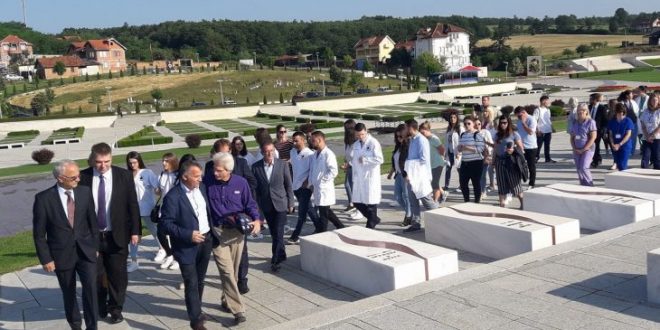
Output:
[308, 147, 338, 206]
[404, 160, 433, 199]
[350, 134, 384, 205]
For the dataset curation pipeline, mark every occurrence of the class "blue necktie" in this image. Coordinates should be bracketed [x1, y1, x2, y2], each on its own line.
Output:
[98, 175, 107, 230]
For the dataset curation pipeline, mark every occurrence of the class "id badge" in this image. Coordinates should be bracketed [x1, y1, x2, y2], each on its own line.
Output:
[615, 134, 622, 139]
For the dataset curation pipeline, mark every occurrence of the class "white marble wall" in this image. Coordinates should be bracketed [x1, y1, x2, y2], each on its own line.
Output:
[424, 203, 580, 259]
[605, 169, 660, 195]
[648, 248, 660, 304]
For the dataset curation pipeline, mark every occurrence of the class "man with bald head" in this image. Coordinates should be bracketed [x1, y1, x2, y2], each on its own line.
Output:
[33, 160, 99, 330]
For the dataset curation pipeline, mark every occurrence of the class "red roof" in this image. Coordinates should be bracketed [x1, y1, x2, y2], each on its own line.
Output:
[354, 35, 388, 49]
[1, 34, 32, 45]
[85, 38, 126, 51]
[416, 23, 469, 39]
[70, 41, 85, 50]
[36, 56, 96, 68]
[460, 65, 480, 72]
[395, 40, 415, 51]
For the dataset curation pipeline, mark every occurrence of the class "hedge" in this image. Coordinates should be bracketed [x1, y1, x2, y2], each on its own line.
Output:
[382, 114, 415, 122]
[281, 115, 295, 121]
[314, 121, 344, 129]
[361, 114, 382, 120]
[299, 109, 314, 115]
[327, 112, 344, 117]
[268, 114, 281, 120]
[311, 119, 328, 124]
[156, 120, 166, 126]
[343, 113, 362, 119]
[116, 136, 173, 148]
[256, 112, 268, 118]
[242, 127, 277, 136]
[296, 117, 309, 123]
[569, 66, 655, 78]
[422, 112, 443, 118]
[438, 101, 451, 105]
[7, 130, 39, 136]
[312, 111, 328, 116]
[0, 112, 114, 123]
[195, 131, 229, 140]
[549, 105, 565, 117]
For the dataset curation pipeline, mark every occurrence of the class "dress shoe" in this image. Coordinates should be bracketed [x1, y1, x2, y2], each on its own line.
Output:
[192, 321, 207, 330]
[399, 216, 412, 227]
[271, 262, 281, 272]
[234, 313, 246, 325]
[220, 302, 231, 313]
[403, 224, 421, 233]
[107, 312, 124, 324]
[238, 281, 250, 295]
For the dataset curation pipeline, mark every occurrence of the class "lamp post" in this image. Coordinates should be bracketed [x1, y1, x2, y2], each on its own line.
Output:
[217, 79, 224, 105]
[315, 52, 320, 72]
[503, 61, 509, 81]
[105, 86, 112, 112]
[253, 52, 256, 68]
[319, 73, 326, 97]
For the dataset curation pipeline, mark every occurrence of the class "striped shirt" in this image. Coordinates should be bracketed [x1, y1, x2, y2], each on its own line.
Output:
[458, 131, 486, 162]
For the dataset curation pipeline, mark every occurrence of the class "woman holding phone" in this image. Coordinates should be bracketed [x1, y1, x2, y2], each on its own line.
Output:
[493, 114, 526, 208]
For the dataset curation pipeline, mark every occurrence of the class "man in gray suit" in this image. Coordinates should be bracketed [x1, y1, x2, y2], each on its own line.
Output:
[252, 142, 294, 272]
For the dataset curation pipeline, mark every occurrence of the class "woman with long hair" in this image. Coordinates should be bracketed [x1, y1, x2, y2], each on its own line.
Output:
[340, 119, 363, 220]
[125, 151, 163, 272]
[274, 124, 294, 161]
[387, 124, 413, 226]
[493, 114, 525, 208]
[457, 116, 487, 203]
[231, 135, 256, 166]
[154, 153, 179, 270]
[443, 109, 463, 191]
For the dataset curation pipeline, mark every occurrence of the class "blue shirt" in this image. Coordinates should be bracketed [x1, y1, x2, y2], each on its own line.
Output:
[516, 116, 537, 149]
[607, 117, 634, 148]
[206, 174, 261, 226]
[407, 132, 430, 167]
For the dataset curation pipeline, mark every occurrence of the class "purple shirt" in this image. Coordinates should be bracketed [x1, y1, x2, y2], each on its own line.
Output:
[570, 118, 597, 150]
[206, 174, 261, 226]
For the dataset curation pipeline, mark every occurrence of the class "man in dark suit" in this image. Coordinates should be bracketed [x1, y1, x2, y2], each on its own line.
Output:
[203, 138, 255, 294]
[79, 143, 140, 324]
[33, 160, 99, 330]
[252, 142, 294, 272]
[589, 93, 609, 168]
[161, 160, 218, 330]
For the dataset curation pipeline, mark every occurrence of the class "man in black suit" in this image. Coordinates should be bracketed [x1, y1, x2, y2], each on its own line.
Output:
[203, 138, 255, 294]
[589, 93, 609, 168]
[79, 142, 140, 324]
[252, 142, 294, 272]
[33, 160, 99, 330]
[161, 160, 218, 330]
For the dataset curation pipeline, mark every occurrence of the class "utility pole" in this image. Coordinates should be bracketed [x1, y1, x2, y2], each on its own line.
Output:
[21, 0, 27, 27]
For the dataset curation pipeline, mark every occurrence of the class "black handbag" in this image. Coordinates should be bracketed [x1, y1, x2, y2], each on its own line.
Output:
[150, 195, 162, 223]
[225, 213, 254, 235]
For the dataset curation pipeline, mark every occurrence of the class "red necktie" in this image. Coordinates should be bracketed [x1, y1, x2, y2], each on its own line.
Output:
[65, 191, 75, 228]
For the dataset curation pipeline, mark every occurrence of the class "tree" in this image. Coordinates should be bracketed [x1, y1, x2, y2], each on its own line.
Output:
[279, 92, 284, 103]
[509, 57, 524, 76]
[347, 73, 362, 91]
[388, 48, 412, 68]
[412, 53, 445, 76]
[608, 19, 619, 33]
[30, 92, 50, 116]
[492, 23, 512, 51]
[575, 44, 591, 58]
[150, 88, 163, 102]
[562, 48, 575, 59]
[53, 61, 66, 77]
[44, 88, 55, 103]
[262, 95, 267, 104]
[320, 47, 335, 66]
[328, 65, 347, 85]
[614, 8, 629, 26]
[362, 61, 373, 72]
[342, 55, 353, 69]
[555, 15, 578, 33]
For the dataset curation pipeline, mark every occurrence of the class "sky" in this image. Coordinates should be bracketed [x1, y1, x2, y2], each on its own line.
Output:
[0, 0, 652, 34]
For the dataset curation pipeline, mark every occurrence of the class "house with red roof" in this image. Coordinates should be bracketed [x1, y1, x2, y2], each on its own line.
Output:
[35, 55, 100, 80]
[1, 35, 34, 67]
[414, 23, 471, 72]
[353, 35, 395, 69]
[66, 38, 127, 73]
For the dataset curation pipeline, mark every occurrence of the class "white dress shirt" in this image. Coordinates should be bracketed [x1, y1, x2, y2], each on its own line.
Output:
[290, 147, 314, 190]
[57, 185, 74, 220]
[534, 106, 553, 134]
[181, 184, 210, 234]
[264, 161, 274, 182]
[92, 169, 113, 231]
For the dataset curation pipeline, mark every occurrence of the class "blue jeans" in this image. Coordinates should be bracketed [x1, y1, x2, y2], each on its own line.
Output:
[630, 128, 639, 156]
[444, 151, 455, 188]
[406, 180, 439, 224]
[344, 167, 353, 205]
[394, 173, 412, 217]
[129, 216, 158, 260]
[641, 139, 660, 170]
[480, 163, 492, 193]
[291, 187, 321, 240]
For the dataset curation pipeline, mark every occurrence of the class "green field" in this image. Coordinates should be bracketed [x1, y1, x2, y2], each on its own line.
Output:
[585, 70, 660, 82]
[642, 58, 660, 67]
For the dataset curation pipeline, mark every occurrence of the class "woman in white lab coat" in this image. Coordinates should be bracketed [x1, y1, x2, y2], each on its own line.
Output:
[350, 123, 384, 228]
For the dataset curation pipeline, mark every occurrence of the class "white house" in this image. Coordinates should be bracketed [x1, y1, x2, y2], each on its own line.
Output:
[414, 23, 471, 72]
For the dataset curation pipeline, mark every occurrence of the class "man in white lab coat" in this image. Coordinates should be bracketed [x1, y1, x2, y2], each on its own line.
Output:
[308, 131, 345, 232]
[350, 123, 384, 229]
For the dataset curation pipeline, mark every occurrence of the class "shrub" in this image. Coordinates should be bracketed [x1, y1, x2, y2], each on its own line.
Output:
[281, 115, 295, 121]
[312, 111, 328, 116]
[314, 121, 344, 129]
[256, 112, 268, 118]
[361, 114, 382, 120]
[268, 114, 281, 120]
[185, 134, 202, 148]
[311, 119, 328, 124]
[463, 108, 474, 115]
[327, 112, 344, 117]
[422, 112, 443, 119]
[195, 131, 229, 140]
[343, 113, 362, 119]
[438, 101, 451, 105]
[156, 120, 166, 126]
[428, 100, 440, 104]
[116, 136, 173, 148]
[7, 130, 39, 136]
[550, 99, 565, 107]
[295, 117, 309, 123]
[31, 148, 54, 165]
[549, 105, 565, 117]
[299, 109, 313, 115]
[416, 97, 427, 103]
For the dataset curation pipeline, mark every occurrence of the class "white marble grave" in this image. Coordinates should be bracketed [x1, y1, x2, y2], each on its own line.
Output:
[648, 248, 660, 304]
[424, 203, 580, 259]
[524, 183, 659, 231]
[605, 168, 660, 195]
[300, 226, 458, 296]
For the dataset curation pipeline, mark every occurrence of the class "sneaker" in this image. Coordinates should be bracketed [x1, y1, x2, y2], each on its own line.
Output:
[610, 163, 617, 170]
[399, 216, 412, 227]
[127, 260, 139, 273]
[545, 159, 557, 163]
[169, 260, 180, 270]
[441, 191, 449, 203]
[344, 205, 356, 212]
[153, 249, 166, 262]
[350, 210, 364, 220]
[481, 192, 487, 200]
[286, 237, 299, 245]
[283, 225, 293, 235]
[388, 201, 399, 207]
[160, 256, 174, 270]
[403, 224, 421, 233]
[526, 185, 534, 191]
[505, 194, 512, 206]
[454, 188, 462, 193]
[178, 282, 185, 290]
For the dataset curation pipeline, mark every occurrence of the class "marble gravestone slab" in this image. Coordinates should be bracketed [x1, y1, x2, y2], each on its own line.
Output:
[300, 226, 458, 296]
[524, 183, 659, 231]
[424, 203, 580, 259]
[647, 248, 660, 304]
[605, 168, 660, 195]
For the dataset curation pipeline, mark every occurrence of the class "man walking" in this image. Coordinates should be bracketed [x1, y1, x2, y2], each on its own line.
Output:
[589, 93, 609, 168]
[515, 107, 538, 189]
[288, 131, 322, 244]
[33, 160, 99, 330]
[350, 123, 384, 229]
[534, 95, 556, 163]
[79, 143, 140, 324]
[309, 131, 345, 232]
[252, 142, 295, 272]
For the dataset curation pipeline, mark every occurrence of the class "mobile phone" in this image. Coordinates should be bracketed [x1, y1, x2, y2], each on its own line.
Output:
[506, 142, 513, 149]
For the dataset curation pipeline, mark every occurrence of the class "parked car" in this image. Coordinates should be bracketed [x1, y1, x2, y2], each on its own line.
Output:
[305, 91, 321, 98]
[222, 98, 237, 105]
[325, 91, 341, 97]
[356, 88, 372, 94]
[376, 87, 393, 93]
[292, 93, 305, 103]
[4, 74, 23, 81]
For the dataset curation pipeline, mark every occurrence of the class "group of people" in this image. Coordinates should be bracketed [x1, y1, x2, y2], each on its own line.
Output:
[32, 87, 660, 330]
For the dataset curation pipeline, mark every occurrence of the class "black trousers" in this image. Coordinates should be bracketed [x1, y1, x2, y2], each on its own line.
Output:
[354, 203, 381, 229]
[317, 206, 345, 232]
[97, 232, 128, 316]
[523, 148, 537, 187]
[459, 160, 483, 203]
[536, 133, 553, 161]
[179, 234, 212, 328]
[238, 235, 249, 287]
[55, 251, 98, 330]
[592, 131, 603, 164]
[264, 209, 288, 264]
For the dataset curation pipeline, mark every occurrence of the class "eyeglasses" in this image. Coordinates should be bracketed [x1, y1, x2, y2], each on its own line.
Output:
[60, 174, 80, 181]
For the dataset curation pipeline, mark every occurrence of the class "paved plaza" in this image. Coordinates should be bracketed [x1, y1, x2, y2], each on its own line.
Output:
[2, 128, 660, 329]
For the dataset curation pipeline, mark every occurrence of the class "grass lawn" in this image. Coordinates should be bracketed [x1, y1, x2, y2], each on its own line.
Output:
[476, 34, 644, 57]
[584, 70, 660, 83]
[642, 58, 660, 67]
